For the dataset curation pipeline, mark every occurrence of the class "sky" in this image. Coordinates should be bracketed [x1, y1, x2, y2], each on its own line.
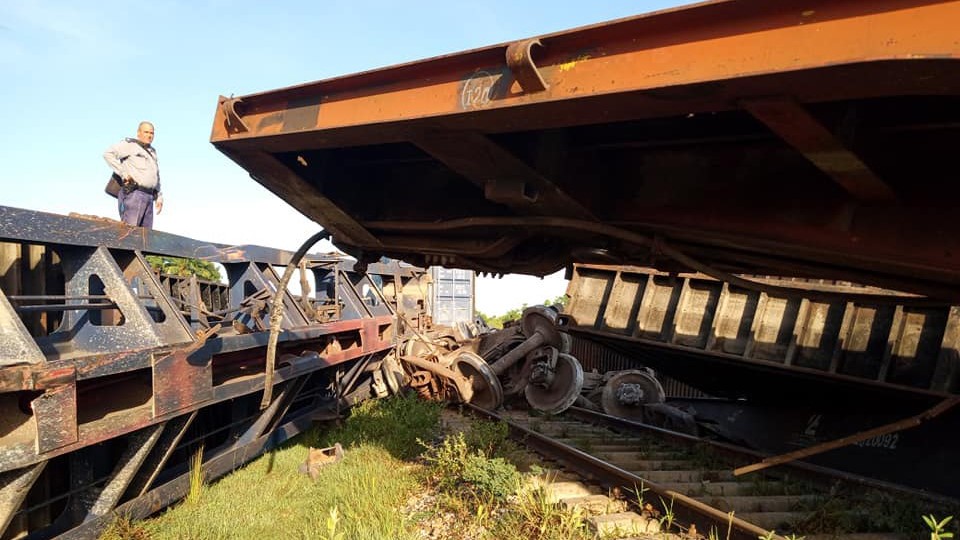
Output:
[0, 0, 683, 315]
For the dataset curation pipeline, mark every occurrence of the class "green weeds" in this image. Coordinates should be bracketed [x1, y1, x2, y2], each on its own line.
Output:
[143, 395, 437, 540]
[99, 515, 151, 540]
[311, 391, 442, 460]
[423, 431, 520, 501]
[924, 514, 955, 540]
[488, 485, 592, 540]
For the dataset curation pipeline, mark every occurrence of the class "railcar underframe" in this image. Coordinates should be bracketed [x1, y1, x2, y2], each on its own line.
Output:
[0, 206, 423, 539]
[209, 0, 960, 302]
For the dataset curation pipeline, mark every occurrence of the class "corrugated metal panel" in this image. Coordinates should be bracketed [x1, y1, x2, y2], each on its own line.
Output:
[571, 335, 708, 399]
[430, 266, 475, 326]
[566, 264, 960, 395]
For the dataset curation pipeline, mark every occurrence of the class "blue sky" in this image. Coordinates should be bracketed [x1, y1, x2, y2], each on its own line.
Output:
[0, 0, 682, 314]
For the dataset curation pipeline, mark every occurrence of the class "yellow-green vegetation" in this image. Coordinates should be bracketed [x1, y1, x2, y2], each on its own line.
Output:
[126, 394, 441, 539]
[924, 514, 954, 540]
[476, 295, 566, 329]
[143, 443, 420, 539]
[99, 515, 151, 540]
[423, 432, 521, 501]
[144, 255, 222, 283]
[486, 483, 592, 540]
[104, 394, 598, 540]
[185, 445, 204, 506]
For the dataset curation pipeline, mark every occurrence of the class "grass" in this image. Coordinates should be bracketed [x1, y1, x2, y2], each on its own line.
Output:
[99, 515, 151, 540]
[142, 441, 423, 539]
[105, 393, 600, 540]
[308, 391, 444, 460]
[792, 485, 960, 535]
[185, 445, 204, 506]
[487, 485, 593, 540]
[129, 393, 441, 540]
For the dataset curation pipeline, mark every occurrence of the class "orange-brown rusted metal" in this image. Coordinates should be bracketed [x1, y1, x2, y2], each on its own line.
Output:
[505, 38, 548, 94]
[211, 1, 960, 143]
[210, 0, 960, 301]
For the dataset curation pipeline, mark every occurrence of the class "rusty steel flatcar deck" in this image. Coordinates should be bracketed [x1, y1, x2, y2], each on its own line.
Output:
[210, 0, 960, 302]
[0, 206, 424, 537]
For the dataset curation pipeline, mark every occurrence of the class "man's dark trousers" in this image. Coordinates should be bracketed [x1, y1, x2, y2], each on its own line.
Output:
[118, 189, 154, 228]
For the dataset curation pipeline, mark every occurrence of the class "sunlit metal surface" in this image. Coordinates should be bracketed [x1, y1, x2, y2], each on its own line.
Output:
[211, 0, 960, 302]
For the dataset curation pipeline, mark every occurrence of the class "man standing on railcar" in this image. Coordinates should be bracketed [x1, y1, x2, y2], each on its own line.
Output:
[103, 121, 164, 228]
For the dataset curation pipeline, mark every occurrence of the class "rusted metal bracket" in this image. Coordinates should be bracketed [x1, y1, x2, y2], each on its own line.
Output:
[506, 38, 548, 93]
[33, 384, 78, 453]
[0, 365, 74, 393]
[219, 96, 249, 135]
[411, 131, 593, 220]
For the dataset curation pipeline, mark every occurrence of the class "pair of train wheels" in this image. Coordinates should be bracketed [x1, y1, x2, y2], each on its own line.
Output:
[450, 350, 584, 415]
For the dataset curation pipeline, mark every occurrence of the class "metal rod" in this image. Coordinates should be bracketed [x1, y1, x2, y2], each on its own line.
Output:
[7, 295, 110, 301]
[735, 397, 960, 476]
[14, 303, 116, 313]
[489, 332, 545, 375]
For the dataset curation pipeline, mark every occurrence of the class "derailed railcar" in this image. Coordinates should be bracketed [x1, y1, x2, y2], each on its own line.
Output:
[563, 263, 960, 496]
[208, 0, 960, 302]
[203, 0, 960, 499]
[0, 206, 424, 538]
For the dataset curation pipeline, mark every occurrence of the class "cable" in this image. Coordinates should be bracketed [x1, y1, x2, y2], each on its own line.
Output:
[261, 230, 330, 409]
[366, 217, 945, 306]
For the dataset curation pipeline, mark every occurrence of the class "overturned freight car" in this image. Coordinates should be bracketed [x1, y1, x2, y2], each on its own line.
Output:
[207, 0, 960, 496]
[0, 206, 429, 538]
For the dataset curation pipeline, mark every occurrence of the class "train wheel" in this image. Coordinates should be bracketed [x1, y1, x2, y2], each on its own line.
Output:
[600, 369, 666, 420]
[524, 352, 584, 415]
[451, 351, 504, 410]
[381, 354, 406, 395]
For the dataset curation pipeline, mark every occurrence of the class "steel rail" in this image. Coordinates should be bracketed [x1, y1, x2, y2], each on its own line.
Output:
[562, 406, 960, 508]
[463, 403, 772, 540]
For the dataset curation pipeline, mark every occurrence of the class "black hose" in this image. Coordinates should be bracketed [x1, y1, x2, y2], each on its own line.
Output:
[261, 230, 330, 409]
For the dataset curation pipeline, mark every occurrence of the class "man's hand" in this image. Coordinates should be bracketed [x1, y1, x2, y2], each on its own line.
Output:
[155, 193, 164, 214]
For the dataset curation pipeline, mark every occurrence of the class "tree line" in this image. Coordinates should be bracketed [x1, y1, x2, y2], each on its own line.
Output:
[475, 295, 567, 329]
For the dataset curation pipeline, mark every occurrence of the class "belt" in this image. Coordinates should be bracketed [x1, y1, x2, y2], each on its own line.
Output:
[134, 185, 158, 196]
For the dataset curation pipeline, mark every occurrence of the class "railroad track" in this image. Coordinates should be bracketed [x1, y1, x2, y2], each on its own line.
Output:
[464, 404, 958, 540]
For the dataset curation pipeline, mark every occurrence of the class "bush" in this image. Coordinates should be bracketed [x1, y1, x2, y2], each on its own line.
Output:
[144, 255, 222, 282]
[460, 453, 520, 501]
[424, 432, 520, 501]
[463, 419, 512, 457]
